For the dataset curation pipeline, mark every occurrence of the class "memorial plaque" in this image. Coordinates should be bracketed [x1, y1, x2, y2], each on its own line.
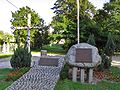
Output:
[75, 48, 92, 63]
[39, 57, 58, 66]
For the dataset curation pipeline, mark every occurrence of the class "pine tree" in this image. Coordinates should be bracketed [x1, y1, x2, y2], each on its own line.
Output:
[104, 33, 116, 68]
[105, 33, 116, 56]
[87, 34, 96, 46]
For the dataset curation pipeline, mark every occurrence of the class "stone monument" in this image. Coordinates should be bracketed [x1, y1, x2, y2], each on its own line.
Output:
[41, 50, 47, 56]
[65, 43, 101, 83]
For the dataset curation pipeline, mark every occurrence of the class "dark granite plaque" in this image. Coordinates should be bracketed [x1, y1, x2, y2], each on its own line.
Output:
[75, 48, 92, 63]
[39, 57, 58, 66]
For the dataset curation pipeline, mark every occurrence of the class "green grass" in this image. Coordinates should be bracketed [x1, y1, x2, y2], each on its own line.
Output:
[55, 66, 120, 90]
[31, 44, 66, 55]
[109, 66, 120, 75]
[0, 81, 13, 90]
[0, 68, 30, 90]
[55, 79, 120, 90]
[42, 44, 66, 55]
[0, 68, 13, 89]
[0, 53, 13, 59]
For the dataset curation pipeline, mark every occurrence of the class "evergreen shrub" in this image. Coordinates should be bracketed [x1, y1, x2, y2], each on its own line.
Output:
[10, 47, 32, 69]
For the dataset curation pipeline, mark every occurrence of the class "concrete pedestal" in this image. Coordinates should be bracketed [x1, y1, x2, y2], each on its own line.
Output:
[72, 67, 77, 82]
[88, 68, 93, 83]
[80, 69, 85, 83]
[41, 50, 47, 56]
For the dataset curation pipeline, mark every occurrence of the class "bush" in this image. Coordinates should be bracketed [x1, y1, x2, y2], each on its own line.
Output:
[98, 33, 116, 70]
[97, 53, 110, 71]
[60, 63, 70, 80]
[10, 47, 32, 69]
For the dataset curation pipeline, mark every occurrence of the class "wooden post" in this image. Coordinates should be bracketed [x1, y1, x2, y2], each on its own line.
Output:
[13, 13, 41, 52]
[27, 14, 31, 52]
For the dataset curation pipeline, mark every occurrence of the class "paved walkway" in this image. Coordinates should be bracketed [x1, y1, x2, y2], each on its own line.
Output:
[5, 56, 65, 90]
[0, 55, 41, 68]
[0, 55, 119, 90]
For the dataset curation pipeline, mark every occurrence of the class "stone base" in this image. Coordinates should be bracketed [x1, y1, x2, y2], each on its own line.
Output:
[72, 67, 93, 83]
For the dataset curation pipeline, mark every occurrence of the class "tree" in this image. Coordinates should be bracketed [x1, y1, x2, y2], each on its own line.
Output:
[11, 6, 49, 49]
[51, 0, 96, 50]
[103, 33, 116, 69]
[93, 0, 120, 51]
[0, 31, 13, 45]
[0, 31, 4, 45]
[105, 33, 116, 56]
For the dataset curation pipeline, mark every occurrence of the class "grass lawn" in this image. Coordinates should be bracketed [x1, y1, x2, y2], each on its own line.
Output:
[55, 79, 120, 90]
[32, 44, 66, 55]
[0, 53, 13, 59]
[42, 44, 66, 55]
[55, 66, 120, 90]
[0, 68, 13, 90]
[0, 67, 30, 90]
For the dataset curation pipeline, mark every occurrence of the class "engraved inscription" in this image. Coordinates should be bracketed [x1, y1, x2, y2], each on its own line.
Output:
[75, 48, 92, 63]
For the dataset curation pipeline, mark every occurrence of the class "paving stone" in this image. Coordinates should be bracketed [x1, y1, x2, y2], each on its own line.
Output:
[6, 56, 65, 90]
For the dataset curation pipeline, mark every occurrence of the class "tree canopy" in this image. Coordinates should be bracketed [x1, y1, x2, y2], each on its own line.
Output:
[51, 0, 96, 50]
[0, 31, 13, 45]
[11, 6, 49, 49]
[50, 0, 120, 51]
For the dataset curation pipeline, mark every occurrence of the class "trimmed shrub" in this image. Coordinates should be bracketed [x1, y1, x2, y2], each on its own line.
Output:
[10, 47, 32, 69]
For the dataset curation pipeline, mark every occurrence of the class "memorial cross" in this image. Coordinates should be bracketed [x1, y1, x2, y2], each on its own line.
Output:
[12, 13, 41, 52]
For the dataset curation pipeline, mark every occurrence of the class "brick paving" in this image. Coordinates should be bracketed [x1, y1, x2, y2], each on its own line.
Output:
[5, 56, 65, 90]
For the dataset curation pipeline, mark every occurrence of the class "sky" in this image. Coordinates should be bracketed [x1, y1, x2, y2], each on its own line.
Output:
[0, 0, 109, 33]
